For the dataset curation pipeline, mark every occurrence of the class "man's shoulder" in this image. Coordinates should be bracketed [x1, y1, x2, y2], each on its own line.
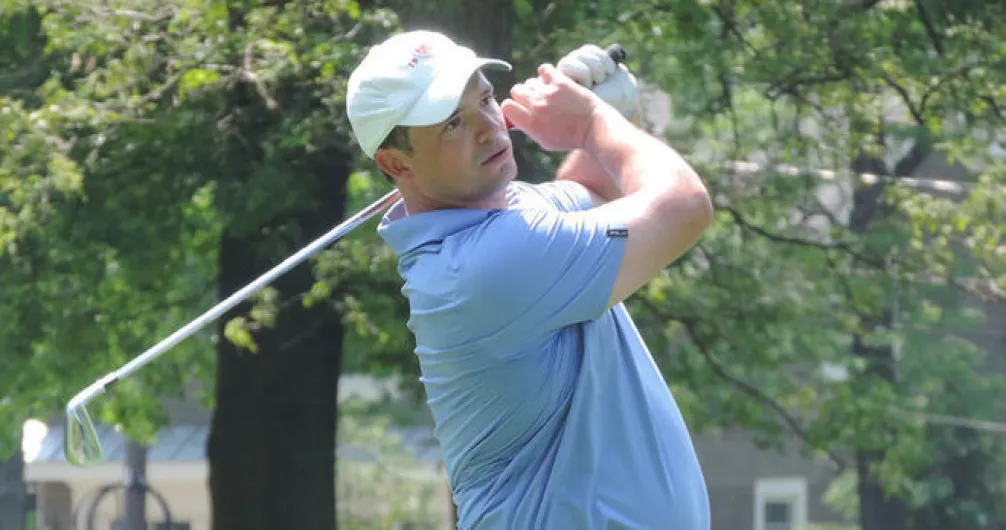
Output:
[507, 180, 594, 213]
[449, 207, 556, 271]
[397, 209, 531, 285]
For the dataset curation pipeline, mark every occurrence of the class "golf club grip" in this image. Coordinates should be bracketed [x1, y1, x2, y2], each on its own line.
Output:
[605, 43, 627, 64]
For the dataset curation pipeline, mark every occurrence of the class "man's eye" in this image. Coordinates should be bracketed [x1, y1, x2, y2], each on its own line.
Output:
[481, 94, 495, 106]
[445, 117, 462, 131]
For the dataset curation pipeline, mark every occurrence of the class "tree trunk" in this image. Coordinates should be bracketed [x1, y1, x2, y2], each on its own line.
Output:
[847, 150, 906, 530]
[847, 138, 931, 530]
[0, 451, 24, 530]
[207, 3, 349, 528]
[207, 173, 347, 530]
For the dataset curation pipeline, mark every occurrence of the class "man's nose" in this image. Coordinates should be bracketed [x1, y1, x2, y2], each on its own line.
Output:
[476, 108, 504, 143]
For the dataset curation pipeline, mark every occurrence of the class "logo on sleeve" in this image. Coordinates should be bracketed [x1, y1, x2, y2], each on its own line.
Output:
[607, 228, 629, 238]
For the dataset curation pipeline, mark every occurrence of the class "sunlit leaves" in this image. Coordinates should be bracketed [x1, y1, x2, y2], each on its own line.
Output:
[336, 407, 446, 528]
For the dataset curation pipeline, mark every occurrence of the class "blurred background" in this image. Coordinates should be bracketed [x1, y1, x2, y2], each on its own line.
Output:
[1, 0, 1004, 529]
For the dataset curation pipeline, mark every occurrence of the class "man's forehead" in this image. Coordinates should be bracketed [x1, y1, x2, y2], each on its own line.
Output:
[403, 70, 496, 135]
[462, 70, 493, 95]
[430, 71, 493, 127]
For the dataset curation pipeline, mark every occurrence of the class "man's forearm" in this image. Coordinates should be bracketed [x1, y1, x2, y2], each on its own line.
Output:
[555, 106, 647, 203]
[583, 104, 700, 197]
[555, 149, 624, 203]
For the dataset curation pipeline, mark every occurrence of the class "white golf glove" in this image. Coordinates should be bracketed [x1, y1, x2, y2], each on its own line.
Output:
[557, 44, 640, 119]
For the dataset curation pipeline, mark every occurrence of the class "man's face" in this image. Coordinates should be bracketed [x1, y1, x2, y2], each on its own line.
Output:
[378, 71, 517, 208]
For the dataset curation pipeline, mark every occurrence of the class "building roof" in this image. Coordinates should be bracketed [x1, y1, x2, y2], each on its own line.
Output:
[30, 422, 442, 465]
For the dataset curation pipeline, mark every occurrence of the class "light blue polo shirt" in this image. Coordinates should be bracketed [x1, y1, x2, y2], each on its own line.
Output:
[377, 180, 709, 529]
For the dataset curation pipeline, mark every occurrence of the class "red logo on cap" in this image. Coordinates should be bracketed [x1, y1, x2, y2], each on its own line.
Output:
[407, 43, 433, 68]
[414, 44, 432, 57]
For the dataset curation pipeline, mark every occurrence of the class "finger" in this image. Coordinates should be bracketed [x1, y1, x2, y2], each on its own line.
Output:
[538, 63, 557, 84]
[500, 99, 532, 131]
[523, 76, 547, 91]
[577, 45, 611, 85]
[580, 53, 607, 85]
[588, 44, 617, 75]
[558, 56, 592, 86]
[508, 83, 536, 107]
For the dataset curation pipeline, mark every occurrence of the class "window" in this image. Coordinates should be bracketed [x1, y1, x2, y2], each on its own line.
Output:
[754, 477, 808, 530]
[764, 501, 792, 530]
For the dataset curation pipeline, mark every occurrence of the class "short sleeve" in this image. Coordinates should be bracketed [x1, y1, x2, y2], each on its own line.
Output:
[532, 180, 596, 213]
[457, 207, 626, 347]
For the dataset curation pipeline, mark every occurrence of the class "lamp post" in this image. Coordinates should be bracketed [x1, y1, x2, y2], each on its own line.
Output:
[72, 440, 174, 530]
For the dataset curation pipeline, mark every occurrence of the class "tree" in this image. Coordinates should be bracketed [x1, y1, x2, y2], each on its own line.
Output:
[0, 0, 399, 527]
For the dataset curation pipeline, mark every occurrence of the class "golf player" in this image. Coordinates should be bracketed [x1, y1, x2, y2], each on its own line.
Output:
[347, 30, 714, 529]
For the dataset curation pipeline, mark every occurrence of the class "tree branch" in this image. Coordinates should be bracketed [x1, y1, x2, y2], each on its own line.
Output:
[979, 95, 1005, 121]
[74, 4, 177, 23]
[710, 5, 758, 55]
[881, 75, 926, 125]
[238, 43, 279, 111]
[766, 72, 851, 101]
[918, 64, 976, 116]
[913, 0, 944, 56]
[638, 297, 848, 472]
[137, 70, 189, 106]
[722, 205, 887, 268]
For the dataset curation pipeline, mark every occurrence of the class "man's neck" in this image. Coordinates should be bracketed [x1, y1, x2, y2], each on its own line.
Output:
[398, 184, 510, 215]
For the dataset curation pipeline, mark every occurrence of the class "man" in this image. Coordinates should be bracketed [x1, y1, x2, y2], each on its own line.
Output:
[347, 30, 714, 529]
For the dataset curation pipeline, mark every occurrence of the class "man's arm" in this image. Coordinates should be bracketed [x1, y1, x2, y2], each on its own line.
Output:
[554, 105, 647, 206]
[555, 149, 622, 205]
[576, 103, 713, 308]
[502, 63, 712, 309]
[554, 50, 645, 207]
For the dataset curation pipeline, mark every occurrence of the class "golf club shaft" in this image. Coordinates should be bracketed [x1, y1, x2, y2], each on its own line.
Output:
[68, 189, 402, 410]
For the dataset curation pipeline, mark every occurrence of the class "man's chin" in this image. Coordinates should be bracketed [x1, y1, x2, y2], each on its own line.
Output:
[470, 166, 517, 202]
[487, 154, 518, 179]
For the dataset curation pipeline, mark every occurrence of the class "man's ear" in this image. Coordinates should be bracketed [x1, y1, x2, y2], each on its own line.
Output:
[375, 148, 412, 181]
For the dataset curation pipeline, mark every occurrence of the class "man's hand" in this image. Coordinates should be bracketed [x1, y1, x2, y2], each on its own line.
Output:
[558, 44, 640, 121]
[501, 64, 607, 152]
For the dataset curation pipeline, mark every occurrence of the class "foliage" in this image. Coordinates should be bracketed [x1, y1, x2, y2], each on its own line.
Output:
[308, 172, 418, 393]
[336, 404, 446, 530]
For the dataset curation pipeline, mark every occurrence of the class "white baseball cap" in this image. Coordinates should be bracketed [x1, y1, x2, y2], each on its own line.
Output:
[346, 30, 512, 158]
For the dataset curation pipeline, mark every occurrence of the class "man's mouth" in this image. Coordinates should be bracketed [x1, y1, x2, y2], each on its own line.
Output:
[482, 145, 510, 165]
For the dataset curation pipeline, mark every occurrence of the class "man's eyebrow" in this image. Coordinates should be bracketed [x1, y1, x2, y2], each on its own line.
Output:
[442, 108, 461, 125]
[439, 81, 496, 128]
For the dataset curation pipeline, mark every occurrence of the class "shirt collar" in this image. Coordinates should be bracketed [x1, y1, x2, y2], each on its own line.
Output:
[377, 198, 498, 255]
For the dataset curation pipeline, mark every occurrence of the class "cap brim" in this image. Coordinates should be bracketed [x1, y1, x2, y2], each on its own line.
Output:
[399, 57, 511, 127]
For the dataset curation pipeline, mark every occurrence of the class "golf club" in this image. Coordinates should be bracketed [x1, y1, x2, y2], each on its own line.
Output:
[64, 188, 402, 465]
[64, 43, 628, 466]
